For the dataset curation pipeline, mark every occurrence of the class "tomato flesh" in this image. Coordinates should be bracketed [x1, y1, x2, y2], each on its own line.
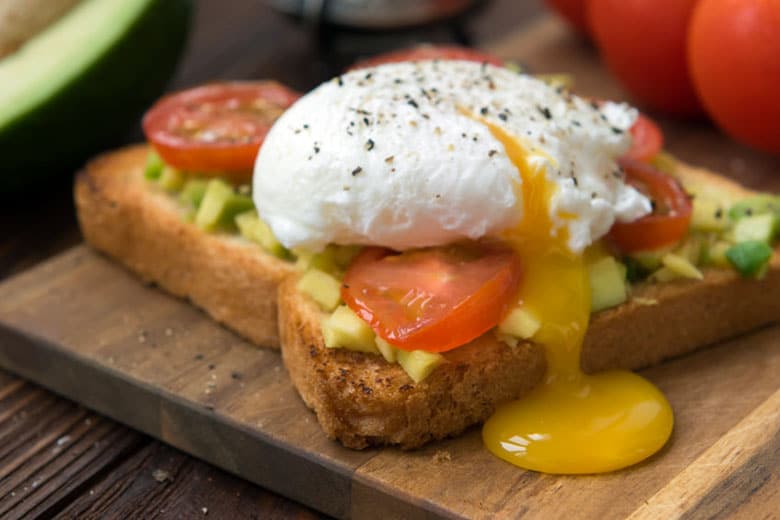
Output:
[609, 159, 692, 253]
[342, 243, 522, 353]
[142, 82, 301, 181]
[624, 114, 664, 162]
[348, 45, 504, 71]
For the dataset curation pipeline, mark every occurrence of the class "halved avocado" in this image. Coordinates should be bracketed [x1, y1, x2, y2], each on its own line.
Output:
[0, 0, 192, 192]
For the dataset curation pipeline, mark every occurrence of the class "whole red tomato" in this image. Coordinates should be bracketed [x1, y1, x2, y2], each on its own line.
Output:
[688, 0, 780, 153]
[545, 0, 590, 35]
[588, 0, 702, 117]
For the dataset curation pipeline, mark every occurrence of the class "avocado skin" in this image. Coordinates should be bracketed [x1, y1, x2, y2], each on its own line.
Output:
[0, 0, 193, 192]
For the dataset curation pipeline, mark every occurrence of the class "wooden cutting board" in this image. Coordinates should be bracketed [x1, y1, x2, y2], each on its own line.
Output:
[2, 17, 780, 520]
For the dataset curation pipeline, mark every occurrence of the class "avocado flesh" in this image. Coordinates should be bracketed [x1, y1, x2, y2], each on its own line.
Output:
[0, 0, 191, 191]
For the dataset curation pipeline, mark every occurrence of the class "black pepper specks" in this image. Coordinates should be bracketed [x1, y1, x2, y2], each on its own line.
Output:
[351, 167, 362, 176]
[365, 139, 374, 151]
[488, 149, 498, 158]
[538, 105, 552, 120]
[480, 107, 489, 115]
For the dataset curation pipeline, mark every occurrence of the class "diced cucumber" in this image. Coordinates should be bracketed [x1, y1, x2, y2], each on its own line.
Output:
[661, 253, 703, 280]
[374, 337, 397, 363]
[321, 306, 378, 354]
[728, 194, 780, 221]
[588, 256, 628, 312]
[235, 210, 287, 258]
[179, 179, 208, 209]
[726, 241, 773, 279]
[297, 268, 342, 311]
[195, 179, 253, 232]
[144, 150, 164, 180]
[732, 214, 778, 244]
[691, 198, 729, 232]
[395, 349, 445, 383]
[294, 245, 362, 275]
[498, 307, 540, 339]
[157, 166, 184, 192]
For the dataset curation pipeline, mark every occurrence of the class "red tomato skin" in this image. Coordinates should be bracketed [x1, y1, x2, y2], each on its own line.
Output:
[142, 82, 301, 180]
[608, 159, 693, 253]
[545, 0, 591, 35]
[341, 244, 522, 353]
[348, 45, 504, 71]
[624, 114, 664, 162]
[688, 0, 780, 153]
[588, 0, 702, 117]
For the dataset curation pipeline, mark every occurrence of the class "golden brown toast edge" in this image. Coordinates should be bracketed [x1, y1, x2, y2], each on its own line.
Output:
[74, 144, 295, 349]
[279, 161, 780, 449]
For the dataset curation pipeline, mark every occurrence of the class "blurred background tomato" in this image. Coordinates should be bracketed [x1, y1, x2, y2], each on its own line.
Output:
[688, 0, 780, 154]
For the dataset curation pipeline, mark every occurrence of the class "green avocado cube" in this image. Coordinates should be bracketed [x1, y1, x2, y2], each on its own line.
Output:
[234, 210, 287, 258]
[144, 150, 164, 180]
[157, 166, 184, 192]
[179, 179, 209, 209]
[728, 194, 780, 221]
[297, 268, 342, 311]
[733, 213, 778, 244]
[374, 337, 397, 363]
[726, 241, 773, 278]
[321, 306, 378, 354]
[195, 179, 253, 232]
[396, 349, 445, 383]
[588, 256, 628, 312]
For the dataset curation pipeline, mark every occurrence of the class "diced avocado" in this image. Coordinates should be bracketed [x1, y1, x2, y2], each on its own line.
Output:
[673, 235, 707, 266]
[294, 245, 362, 275]
[322, 306, 378, 354]
[195, 178, 253, 232]
[144, 150, 164, 180]
[704, 240, 732, 268]
[732, 214, 778, 244]
[726, 241, 773, 279]
[297, 268, 342, 311]
[395, 349, 445, 383]
[629, 250, 665, 272]
[234, 210, 287, 258]
[157, 166, 184, 192]
[0, 0, 192, 193]
[728, 194, 780, 221]
[374, 337, 397, 363]
[179, 179, 208, 209]
[588, 256, 628, 312]
[691, 198, 729, 232]
[498, 307, 540, 339]
[651, 266, 680, 283]
[661, 253, 703, 280]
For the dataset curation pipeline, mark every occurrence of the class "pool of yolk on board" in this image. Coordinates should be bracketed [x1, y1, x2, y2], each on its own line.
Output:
[479, 120, 674, 474]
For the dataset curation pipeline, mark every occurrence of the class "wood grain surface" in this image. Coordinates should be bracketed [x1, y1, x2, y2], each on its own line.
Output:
[2, 7, 780, 520]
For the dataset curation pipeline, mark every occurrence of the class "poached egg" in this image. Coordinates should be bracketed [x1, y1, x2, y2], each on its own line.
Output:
[253, 61, 650, 253]
[253, 60, 673, 474]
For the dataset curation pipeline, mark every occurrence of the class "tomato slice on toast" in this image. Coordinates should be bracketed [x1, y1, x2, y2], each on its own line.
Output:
[342, 243, 522, 353]
[609, 158, 692, 253]
[142, 82, 301, 182]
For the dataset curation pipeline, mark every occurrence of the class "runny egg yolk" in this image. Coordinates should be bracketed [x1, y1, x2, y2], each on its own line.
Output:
[480, 121, 674, 474]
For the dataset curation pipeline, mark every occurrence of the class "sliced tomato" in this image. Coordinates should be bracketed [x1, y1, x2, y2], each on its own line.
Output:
[142, 82, 301, 182]
[624, 113, 664, 162]
[347, 45, 504, 71]
[341, 243, 522, 353]
[608, 158, 692, 253]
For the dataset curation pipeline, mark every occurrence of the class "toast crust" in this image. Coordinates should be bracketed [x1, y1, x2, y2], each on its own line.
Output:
[279, 161, 780, 449]
[74, 145, 295, 348]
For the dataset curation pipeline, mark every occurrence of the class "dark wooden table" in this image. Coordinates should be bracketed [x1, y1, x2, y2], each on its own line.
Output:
[0, 1, 543, 517]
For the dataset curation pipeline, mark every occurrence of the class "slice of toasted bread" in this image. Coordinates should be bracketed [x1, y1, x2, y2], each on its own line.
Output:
[75, 145, 295, 348]
[278, 162, 780, 449]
